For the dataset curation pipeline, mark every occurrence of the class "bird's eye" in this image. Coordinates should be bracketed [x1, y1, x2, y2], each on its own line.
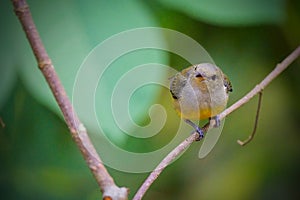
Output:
[211, 75, 217, 80]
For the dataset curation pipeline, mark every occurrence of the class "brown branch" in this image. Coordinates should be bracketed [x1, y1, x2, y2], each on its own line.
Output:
[218, 46, 300, 121]
[237, 91, 263, 146]
[11, 0, 128, 199]
[11, 0, 300, 199]
[133, 45, 300, 200]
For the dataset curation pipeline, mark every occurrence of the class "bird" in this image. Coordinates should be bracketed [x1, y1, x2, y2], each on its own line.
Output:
[169, 63, 232, 139]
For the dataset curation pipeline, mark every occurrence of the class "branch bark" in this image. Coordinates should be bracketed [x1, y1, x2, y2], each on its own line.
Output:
[11, 0, 300, 199]
[133, 45, 300, 200]
[11, 0, 128, 199]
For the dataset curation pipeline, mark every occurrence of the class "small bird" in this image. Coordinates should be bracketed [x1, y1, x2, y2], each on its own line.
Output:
[169, 63, 232, 139]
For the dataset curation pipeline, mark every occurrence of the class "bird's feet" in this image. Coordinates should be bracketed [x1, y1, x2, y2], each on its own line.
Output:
[209, 115, 221, 128]
[184, 119, 204, 141]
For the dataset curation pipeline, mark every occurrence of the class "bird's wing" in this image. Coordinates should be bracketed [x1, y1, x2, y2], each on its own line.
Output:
[223, 74, 233, 93]
[169, 73, 187, 100]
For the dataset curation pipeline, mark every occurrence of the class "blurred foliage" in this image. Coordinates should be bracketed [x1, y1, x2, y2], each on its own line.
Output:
[1, 0, 300, 199]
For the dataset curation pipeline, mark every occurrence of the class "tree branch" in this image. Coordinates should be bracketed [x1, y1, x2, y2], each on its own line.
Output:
[237, 91, 263, 146]
[133, 45, 300, 200]
[12, 0, 300, 199]
[11, 0, 128, 199]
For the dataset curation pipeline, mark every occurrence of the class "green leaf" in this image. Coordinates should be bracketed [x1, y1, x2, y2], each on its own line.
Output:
[0, 0, 18, 109]
[5, 0, 168, 143]
[0, 60, 16, 110]
[157, 0, 286, 26]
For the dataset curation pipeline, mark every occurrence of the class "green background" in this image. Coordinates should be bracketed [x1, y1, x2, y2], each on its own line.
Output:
[1, 0, 300, 199]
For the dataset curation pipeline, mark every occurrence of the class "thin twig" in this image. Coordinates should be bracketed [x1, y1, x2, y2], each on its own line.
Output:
[219, 46, 300, 121]
[133, 45, 300, 200]
[11, 0, 128, 199]
[237, 91, 263, 146]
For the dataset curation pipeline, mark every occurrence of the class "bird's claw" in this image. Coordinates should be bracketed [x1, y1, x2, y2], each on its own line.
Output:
[184, 119, 204, 141]
[195, 126, 204, 141]
[210, 115, 221, 128]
